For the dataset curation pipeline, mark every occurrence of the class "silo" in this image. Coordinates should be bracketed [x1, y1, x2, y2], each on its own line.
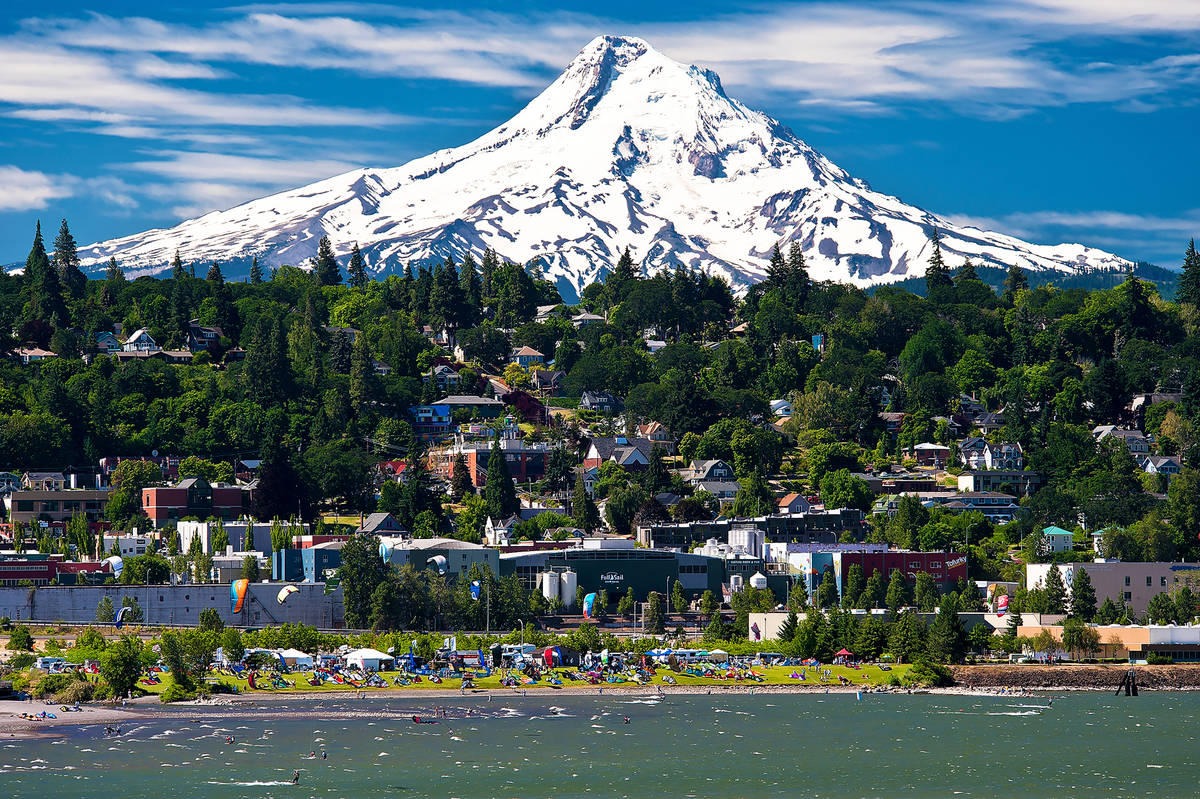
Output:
[749, 571, 768, 590]
[560, 570, 578, 610]
[729, 574, 744, 593]
[541, 571, 560, 604]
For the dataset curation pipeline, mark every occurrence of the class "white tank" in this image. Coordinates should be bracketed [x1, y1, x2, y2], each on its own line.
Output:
[749, 571, 768, 590]
[541, 571, 560, 604]
[729, 574, 744, 593]
[559, 570, 578, 610]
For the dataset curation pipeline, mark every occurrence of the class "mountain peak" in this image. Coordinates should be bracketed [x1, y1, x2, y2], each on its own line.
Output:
[74, 35, 1131, 297]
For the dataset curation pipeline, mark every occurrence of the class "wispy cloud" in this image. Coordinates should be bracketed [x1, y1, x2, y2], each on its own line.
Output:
[0, 165, 137, 213]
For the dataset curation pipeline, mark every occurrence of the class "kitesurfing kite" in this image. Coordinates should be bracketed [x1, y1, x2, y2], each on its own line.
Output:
[230, 578, 249, 614]
[276, 584, 298, 605]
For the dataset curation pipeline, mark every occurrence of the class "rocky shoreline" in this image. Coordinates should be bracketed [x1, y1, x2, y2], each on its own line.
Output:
[949, 664, 1200, 690]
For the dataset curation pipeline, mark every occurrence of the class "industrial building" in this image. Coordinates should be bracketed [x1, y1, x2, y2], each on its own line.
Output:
[1027, 561, 1200, 617]
[499, 538, 726, 603]
[379, 536, 500, 578]
[636, 508, 865, 551]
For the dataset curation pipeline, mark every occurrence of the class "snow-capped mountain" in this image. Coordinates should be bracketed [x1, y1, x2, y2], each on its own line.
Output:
[76, 35, 1129, 298]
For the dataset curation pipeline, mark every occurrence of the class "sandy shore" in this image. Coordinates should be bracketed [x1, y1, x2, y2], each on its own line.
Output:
[0, 697, 153, 740]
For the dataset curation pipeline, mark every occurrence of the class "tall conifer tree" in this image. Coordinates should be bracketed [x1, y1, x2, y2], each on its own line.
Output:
[313, 236, 341, 286]
[347, 244, 367, 288]
[52, 219, 86, 299]
[1177, 238, 1200, 307]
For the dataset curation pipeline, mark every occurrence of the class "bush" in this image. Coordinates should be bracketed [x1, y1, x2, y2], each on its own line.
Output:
[56, 679, 96, 704]
[9, 652, 35, 670]
[160, 679, 195, 704]
[32, 673, 77, 699]
[1146, 653, 1174, 665]
[904, 660, 954, 688]
[92, 680, 115, 701]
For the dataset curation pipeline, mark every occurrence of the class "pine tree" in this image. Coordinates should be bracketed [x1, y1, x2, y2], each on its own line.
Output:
[23, 221, 67, 327]
[1043, 565, 1067, 614]
[348, 332, 375, 407]
[842, 563, 864, 609]
[347, 244, 367, 288]
[786, 241, 810, 307]
[248, 256, 264, 284]
[171, 250, 186, 280]
[1004, 606, 1022, 639]
[816, 569, 838, 609]
[924, 228, 952, 297]
[52, 219, 86, 299]
[914, 571, 938, 612]
[778, 609, 799, 642]
[483, 437, 519, 519]
[313, 236, 341, 285]
[885, 569, 910, 611]
[206, 262, 224, 285]
[573, 472, 600, 533]
[480, 248, 498, 302]
[604, 246, 638, 308]
[1003, 262, 1028, 301]
[1070, 567, 1097, 620]
[954, 258, 979, 284]
[458, 252, 482, 325]
[926, 594, 966, 663]
[1176, 238, 1200, 307]
[450, 453, 473, 501]
[766, 243, 787, 284]
[105, 257, 125, 283]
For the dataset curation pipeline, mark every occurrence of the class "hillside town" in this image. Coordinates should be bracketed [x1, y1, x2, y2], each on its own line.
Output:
[2, 224, 1200, 690]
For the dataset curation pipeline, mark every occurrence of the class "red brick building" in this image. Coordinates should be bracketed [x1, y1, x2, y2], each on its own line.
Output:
[142, 477, 246, 526]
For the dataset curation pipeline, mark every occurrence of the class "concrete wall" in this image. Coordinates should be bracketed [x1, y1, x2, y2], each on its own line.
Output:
[0, 582, 345, 629]
[1028, 561, 1200, 617]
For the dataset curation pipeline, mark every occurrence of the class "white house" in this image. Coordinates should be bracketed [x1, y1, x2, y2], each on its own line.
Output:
[1039, 526, 1075, 553]
[122, 328, 160, 353]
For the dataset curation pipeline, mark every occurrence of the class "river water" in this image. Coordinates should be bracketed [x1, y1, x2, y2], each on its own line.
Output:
[2, 691, 1195, 798]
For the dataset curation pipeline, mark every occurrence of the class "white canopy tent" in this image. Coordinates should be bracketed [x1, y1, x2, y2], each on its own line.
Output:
[277, 648, 314, 669]
[344, 648, 395, 671]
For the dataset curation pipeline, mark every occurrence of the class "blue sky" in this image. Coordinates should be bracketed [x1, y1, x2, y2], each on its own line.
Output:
[1, 0, 1198, 268]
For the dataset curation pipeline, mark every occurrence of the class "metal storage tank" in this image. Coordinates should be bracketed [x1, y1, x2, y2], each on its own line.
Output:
[729, 574, 744, 593]
[541, 571, 560, 604]
[749, 571, 768, 590]
[559, 570, 578, 609]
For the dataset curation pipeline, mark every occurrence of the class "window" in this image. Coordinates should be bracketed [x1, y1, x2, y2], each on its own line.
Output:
[1147, 576, 1153, 587]
[1124, 592, 1132, 601]
[1125, 576, 1131, 586]
[1161, 577, 1168, 587]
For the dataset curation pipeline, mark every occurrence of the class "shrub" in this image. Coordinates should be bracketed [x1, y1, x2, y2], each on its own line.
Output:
[32, 673, 77, 699]
[9, 652, 35, 670]
[56, 680, 96, 704]
[160, 679, 194, 704]
[904, 660, 954, 688]
[1146, 653, 1174, 665]
[92, 680, 115, 701]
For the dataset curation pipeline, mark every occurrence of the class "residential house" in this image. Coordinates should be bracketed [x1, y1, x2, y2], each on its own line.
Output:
[510, 346, 545, 367]
[958, 437, 988, 469]
[932, 491, 1021, 523]
[1094, 426, 1150, 455]
[984, 442, 1024, 470]
[571, 312, 604, 328]
[957, 470, 1042, 496]
[484, 515, 521, 546]
[973, 411, 1006, 435]
[575, 465, 599, 497]
[580, 390, 622, 413]
[1140, 455, 1182, 478]
[0, 472, 21, 496]
[5, 485, 110, 524]
[907, 443, 950, 468]
[582, 437, 657, 470]
[770, 399, 793, 418]
[411, 403, 453, 441]
[358, 512, 406, 536]
[694, 481, 739, 503]
[1129, 391, 1183, 413]
[878, 412, 905, 435]
[427, 432, 550, 487]
[424, 364, 461, 393]
[378, 460, 410, 483]
[1039, 525, 1076, 553]
[437, 395, 506, 419]
[636, 422, 675, 453]
[530, 369, 566, 397]
[122, 328, 159, 352]
[95, 331, 122, 354]
[187, 320, 224, 352]
[23, 472, 66, 491]
[14, 347, 56, 365]
[778, 493, 812, 515]
[535, 304, 568, 323]
[682, 459, 736, 485]
[323, 325, 360, 344]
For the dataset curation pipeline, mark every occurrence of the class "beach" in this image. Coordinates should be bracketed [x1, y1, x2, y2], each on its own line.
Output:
[0, 697, 151, 739]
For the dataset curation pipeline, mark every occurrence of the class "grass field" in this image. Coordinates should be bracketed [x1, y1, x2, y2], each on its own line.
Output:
[135, 663, 911, 697]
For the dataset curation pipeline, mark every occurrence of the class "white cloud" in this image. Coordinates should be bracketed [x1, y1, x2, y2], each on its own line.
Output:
[0, 166, 73, 211]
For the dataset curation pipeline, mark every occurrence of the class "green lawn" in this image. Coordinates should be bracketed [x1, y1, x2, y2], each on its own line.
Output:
[136, 663, 910, 697]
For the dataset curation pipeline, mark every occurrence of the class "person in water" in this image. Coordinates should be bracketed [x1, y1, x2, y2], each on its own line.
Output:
[623, 716, 630, 724]
[292, 770, 300, 785]
[321, 751, 327, 760]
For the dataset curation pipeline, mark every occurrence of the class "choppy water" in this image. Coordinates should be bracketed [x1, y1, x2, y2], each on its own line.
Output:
[2, 692, 1196, 798]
